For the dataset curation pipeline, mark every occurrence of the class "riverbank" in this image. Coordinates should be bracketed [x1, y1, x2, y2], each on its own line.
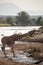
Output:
[0, 26, 43, 65]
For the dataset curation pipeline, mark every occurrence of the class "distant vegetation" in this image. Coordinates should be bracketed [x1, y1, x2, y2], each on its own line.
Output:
[0, 11, 43, 26]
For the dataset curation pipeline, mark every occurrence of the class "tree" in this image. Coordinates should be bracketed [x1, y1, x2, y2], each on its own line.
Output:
[40, 19, 43, 26]
[6, 17, 14, 26]
[15, 11, 31, 26]
[36, 16, 42, 26]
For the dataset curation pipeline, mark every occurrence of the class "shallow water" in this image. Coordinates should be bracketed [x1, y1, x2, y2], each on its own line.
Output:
[6, 50, 39, 64]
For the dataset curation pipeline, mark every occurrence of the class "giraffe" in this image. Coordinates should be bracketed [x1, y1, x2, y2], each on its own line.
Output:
[1, 29, 36, 57]
[1, 32, 29, 57]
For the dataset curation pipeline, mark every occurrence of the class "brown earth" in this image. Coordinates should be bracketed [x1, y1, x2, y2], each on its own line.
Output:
[0, 42, 43, 65]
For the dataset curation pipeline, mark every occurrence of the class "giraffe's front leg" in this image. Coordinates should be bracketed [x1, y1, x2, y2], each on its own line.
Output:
[11, 45, 15, 57]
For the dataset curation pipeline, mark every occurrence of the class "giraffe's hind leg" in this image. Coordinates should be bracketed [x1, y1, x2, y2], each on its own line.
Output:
[11, 45, 15, 57]
[1, 44, 7, 58]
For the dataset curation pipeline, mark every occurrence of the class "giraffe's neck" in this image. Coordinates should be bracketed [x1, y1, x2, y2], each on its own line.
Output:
[10, 32, 29, 40]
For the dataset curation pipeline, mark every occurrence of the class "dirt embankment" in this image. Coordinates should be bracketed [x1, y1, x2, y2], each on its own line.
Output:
[0, 43, 43, 65]
[14, 26, 43, 60]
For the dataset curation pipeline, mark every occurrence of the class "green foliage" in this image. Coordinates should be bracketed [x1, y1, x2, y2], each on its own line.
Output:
[15, 11, 31, 26]
[6, 17, 12, 24]
[0, 11, 43, 26]
[40, 20, 43, 26]
[36, 16, 43, 26]
[36, 16, 42, 25]
[6, 17, 16, 26]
